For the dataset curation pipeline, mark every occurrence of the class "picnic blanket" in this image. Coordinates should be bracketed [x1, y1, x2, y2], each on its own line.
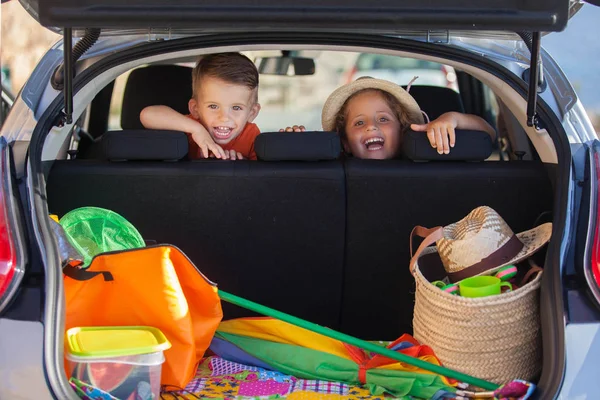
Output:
[166, 356, 447, 399]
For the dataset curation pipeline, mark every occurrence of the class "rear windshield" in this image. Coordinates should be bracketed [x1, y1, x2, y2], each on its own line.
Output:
[106, 50, 462, 133]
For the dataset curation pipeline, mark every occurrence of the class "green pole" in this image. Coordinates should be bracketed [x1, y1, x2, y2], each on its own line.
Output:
[218, 289, 499, 391]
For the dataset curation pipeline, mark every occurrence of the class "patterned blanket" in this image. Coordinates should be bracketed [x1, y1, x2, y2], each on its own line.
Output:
[165, 356, 397, 399]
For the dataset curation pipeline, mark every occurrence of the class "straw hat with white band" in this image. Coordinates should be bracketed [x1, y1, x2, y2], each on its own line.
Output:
[321, 77, 425, 132]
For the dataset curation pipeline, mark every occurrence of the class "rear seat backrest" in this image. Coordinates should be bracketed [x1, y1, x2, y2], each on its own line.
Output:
[120, 65, 193, 130]
[340, 158, 553, 339]
[49, 130, 554, 339]
[47, 155, 347, 329]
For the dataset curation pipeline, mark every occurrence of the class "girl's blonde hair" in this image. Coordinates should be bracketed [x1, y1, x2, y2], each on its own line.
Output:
[334, 88, 415, 144]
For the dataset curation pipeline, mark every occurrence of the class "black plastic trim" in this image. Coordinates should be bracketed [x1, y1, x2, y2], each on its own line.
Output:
[35, 0, 569, 32]
[29, 31, 570, 398]
[51, 28, 101, 92]
[580, 142, 600, 308]
[525, 32, 542, 128]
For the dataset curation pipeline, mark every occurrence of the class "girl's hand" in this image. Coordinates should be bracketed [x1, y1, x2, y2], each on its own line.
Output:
[410, 113, 458, 155]
[279, 125, 306, 132]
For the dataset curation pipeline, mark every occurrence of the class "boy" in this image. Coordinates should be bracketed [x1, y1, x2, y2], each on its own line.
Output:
[140, 52, 261, 160]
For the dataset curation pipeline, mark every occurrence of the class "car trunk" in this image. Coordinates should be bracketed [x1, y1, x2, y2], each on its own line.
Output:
[24, 36, 572, 399]
[19, 0, 577, 395]
[34, 76, 565, 400]
[38, 139, 563, 400]
[31, 44, 571, 400]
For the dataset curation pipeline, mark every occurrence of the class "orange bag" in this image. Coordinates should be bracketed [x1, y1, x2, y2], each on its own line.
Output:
[63, 245, 223, 387]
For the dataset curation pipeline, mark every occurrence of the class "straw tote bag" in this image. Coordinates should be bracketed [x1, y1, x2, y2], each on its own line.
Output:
[408, 226, 543, 385]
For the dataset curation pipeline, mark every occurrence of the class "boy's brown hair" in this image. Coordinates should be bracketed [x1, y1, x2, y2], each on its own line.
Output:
[191, 52, 259, 101]
[334, 88, 414, 143]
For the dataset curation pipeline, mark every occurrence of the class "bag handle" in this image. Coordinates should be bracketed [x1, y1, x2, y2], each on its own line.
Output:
[409, 226, 443, 276]
[519, 259, 543, 286]
[62, 260, 114, 281]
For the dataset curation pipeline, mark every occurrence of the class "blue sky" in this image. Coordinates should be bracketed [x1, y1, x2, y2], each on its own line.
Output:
[543, 4, 600, 113]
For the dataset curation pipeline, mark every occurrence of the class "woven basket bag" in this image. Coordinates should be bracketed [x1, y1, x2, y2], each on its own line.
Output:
[410, 236, 543, 385]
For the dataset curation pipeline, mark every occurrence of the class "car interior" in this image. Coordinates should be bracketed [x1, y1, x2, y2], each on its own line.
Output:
[43, 49, 555, 340]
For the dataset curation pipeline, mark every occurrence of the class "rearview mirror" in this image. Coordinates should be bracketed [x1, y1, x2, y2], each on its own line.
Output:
[255, 56, 315, 76]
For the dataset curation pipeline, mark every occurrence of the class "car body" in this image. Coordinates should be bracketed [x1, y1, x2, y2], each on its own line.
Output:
[1, 1, 600, 399]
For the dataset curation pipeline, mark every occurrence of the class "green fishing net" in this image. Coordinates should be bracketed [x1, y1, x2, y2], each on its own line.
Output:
[59, 207, 145, 267]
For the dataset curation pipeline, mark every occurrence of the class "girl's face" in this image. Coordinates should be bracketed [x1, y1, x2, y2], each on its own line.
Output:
[343, 91, 402, 160]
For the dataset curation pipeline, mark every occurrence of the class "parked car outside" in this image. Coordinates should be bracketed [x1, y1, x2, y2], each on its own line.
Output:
[345, 53, 459, 91]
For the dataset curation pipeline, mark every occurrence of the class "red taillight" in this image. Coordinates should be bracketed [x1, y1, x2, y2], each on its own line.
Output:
[590, 152, 600, 296]
[594, 255, 600, 287]
[0, 146, 18, 309]
[0, 198, 16, 298]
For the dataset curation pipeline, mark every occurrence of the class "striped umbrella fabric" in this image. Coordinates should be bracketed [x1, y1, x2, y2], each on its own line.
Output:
[210, 318, 457, 399]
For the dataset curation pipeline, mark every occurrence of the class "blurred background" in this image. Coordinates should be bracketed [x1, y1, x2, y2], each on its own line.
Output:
[1, 1, 599, 132]
[1, 1, 60, 95]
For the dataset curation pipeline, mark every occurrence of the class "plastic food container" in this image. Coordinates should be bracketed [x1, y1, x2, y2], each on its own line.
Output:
[65, 326, 171, 400]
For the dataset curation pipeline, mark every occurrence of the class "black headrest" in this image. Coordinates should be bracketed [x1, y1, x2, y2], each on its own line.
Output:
[403, 85, 465, 120]
[121, 65, 193, 130]
[402, 129, 492, 161]
[255, 131, 342, 161]
[102, 130, 189, 161]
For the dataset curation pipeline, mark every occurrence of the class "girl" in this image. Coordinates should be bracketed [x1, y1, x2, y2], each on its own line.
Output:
[283, 77, 496, 159]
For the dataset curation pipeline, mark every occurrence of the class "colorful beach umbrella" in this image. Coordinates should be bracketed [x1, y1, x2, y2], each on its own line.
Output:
[218, 290, 499, 392]
[210, 317, 457, 399]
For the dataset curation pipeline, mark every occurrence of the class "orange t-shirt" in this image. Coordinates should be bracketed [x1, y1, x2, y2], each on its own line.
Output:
[185, 115, 260, 160]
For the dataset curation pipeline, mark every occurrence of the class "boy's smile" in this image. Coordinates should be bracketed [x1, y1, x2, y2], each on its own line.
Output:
[189, 76, 260, 144]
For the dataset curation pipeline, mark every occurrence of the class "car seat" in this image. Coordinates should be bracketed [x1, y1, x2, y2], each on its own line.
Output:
[120, 64, 193, 130]
[403, 85, 465, 120]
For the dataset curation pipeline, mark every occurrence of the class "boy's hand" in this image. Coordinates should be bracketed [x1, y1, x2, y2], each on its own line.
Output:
[279, 125, 306, 132]
[226, 149, 244, 160]
[191, 128, 227, 159]
[410, 113, 458, 155]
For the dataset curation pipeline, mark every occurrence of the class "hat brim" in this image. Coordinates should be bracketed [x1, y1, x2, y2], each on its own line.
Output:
[471, 222, 552, 277]
[429, 222, 552, 279]
[321, 78, 424, 132]
[504, 222, 553, 270]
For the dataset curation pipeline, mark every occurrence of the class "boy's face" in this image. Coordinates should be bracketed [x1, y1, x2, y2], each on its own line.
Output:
[188, 76, 261, 144]
[343, 91, 402, 160]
